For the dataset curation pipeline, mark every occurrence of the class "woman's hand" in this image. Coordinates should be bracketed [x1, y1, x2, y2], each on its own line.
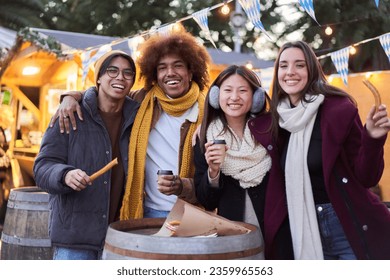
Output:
[50, 94, 84, 134]
[366, 104, 390, 139]
[204, 141, 227, 178]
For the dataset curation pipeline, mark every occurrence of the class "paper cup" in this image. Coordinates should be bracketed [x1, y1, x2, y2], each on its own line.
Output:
[157, 170, 173, 180]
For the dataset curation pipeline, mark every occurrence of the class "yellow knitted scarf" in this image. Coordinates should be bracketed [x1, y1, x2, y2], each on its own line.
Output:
[120, 82, 204, 219]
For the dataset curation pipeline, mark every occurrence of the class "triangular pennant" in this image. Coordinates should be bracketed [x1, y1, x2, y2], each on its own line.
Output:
[330, 47, 350, 85]
[127, 36, 144, 58]
[81, 44, 112, 84]
[192, 8, 217, 48]
[81, 49, 93, 84]
[379, 33, 390, 63]
[374, 0, 379, 7]
[158, 24, 174, 37]
[298, 0, 320, 25]
[238, 0, 271, 40]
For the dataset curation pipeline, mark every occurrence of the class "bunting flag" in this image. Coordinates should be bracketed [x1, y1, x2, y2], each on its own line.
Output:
[81, 44, 112, 84]
[127, 36, 144, 58]
[374, 0, 379, 7]
[157, 24, 174, 37]
[81, 49, 93, 84]
[330, 47, 350, 85]
[238, 0, 271, 40]
[379, 33, 390, 63]
[298, 0, 319, 25]
[192, 8, 217, 48]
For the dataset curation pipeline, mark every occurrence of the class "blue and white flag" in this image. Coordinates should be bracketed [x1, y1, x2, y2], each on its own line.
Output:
[192, 8, 217, 48]
[298, 0, 319, 25]
[81, 49, 93, 84]
[127, 36, 144, 58]
[158, 24, 174, 37]
[374, 0, 379, 7]
[379, 33, 390, 63]
[238, 0, 271, 39]
[330, 47, 350, 85]
[82, 44, 112, 84]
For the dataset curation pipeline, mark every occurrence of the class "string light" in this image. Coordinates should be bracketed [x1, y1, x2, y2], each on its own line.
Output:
[221, 2, 230, 15]
[325, 26, 333, 36]
[245, 62, 253, 70]
[349, 46, 357, 55]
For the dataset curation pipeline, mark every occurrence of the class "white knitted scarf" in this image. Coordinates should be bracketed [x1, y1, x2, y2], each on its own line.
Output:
[277, 94, 325, 260]
[206, 118, 271, 188]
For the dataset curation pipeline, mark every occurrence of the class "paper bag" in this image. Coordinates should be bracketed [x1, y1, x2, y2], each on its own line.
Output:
[155, 199, 251, 237]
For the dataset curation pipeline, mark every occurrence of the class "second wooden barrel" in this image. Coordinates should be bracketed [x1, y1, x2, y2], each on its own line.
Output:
[0, 186, 53, 260]
[103, 218, 263, 260]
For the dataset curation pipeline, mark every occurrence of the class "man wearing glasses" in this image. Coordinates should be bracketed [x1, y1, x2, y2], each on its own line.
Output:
[34, 51, 140, 259]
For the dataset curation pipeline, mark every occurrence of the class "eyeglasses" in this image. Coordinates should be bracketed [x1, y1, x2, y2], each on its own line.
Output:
[106, 66, 135, 80]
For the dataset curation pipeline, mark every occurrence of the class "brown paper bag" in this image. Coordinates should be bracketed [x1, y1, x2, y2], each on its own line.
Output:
[155, 199, 250, 237]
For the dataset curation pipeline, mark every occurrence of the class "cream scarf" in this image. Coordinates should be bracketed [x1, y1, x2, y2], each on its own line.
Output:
[120, 82, 204, 220]
[277, 94, 325, 260]
[206, 118, 271, 188]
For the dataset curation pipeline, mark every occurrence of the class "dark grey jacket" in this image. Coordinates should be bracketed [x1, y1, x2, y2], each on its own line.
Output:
[33, 87, 139, 251]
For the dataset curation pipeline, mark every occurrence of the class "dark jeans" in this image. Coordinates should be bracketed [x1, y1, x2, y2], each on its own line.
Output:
[316, 203, 357, 260]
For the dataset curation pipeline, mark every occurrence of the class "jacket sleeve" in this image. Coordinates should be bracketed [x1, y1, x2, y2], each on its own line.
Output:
[33, 123, 75, 195]
[342, 111, 386, 187]
[193, 138, 222, 211]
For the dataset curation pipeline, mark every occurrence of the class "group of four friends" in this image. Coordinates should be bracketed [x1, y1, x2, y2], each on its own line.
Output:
[33, 30, 390, 260]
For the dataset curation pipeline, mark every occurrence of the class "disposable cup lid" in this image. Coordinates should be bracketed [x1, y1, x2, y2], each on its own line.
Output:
[157, 170, 173, 175]
[213, 139, 226, 145]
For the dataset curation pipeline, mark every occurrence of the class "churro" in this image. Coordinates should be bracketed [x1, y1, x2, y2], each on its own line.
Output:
[363, 79, 382, 112]
[90, 158, 118, 182]
[165, 220, 181, 233]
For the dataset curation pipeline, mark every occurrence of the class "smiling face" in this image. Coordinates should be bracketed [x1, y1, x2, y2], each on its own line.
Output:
[156, 53, 193, 98]
[277, 47, 308, 106]
[98, 56, 134, 101]
[219, 74, 253, 126]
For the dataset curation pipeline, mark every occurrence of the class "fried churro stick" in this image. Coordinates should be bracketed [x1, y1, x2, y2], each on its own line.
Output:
[363, 79, 382, 112]
[90, 158, 118, 182]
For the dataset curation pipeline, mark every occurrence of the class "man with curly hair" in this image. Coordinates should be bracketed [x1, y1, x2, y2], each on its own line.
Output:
[52, 30, 211, 219]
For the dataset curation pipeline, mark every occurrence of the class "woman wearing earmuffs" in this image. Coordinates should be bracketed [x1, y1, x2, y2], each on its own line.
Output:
[193, 65, 294, 260]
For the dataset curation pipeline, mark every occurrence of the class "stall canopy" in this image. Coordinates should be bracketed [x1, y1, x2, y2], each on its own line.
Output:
[0, 26, 274, 88]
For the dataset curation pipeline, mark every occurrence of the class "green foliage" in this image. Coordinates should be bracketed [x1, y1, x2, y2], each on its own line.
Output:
[0, 0, 56, 30]
[2, 0, 389, 73]
[17, 27, 64, 57]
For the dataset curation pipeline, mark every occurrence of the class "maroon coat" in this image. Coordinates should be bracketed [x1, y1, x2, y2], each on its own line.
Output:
[255, 96, 390, 259]
[248, 114, 292, 259]
[316, 96, 390, 259]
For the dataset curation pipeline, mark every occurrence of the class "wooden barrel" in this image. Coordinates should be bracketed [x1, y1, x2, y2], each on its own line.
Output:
[103, 218, 263, 260]
[0, 186, 53, 260]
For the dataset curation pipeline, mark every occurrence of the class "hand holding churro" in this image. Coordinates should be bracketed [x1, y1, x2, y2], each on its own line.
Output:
[90, 158, 118, 182]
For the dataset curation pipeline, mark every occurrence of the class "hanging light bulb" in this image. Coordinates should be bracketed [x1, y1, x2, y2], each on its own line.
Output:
[245, 62, 253, 70]
[221, 2, 230, 15]
[349, 46, 357, 55]
[325, 26, 333, 36]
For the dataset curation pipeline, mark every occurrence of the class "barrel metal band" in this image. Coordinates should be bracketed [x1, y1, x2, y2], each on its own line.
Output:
[6, 200, 49, 211]
[1, 232, 52, 247]
[104, 242, 263, 260]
